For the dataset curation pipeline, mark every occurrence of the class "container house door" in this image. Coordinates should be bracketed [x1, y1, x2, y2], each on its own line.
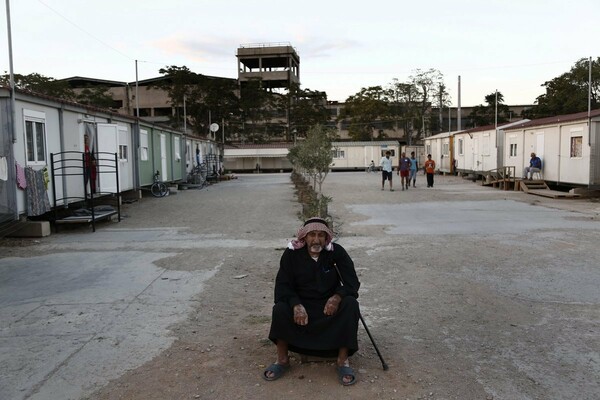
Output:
[97, 123, 118, 193]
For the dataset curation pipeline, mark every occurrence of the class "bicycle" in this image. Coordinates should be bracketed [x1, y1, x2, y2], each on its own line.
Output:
[150, 170, 169, 197]
[187, 163, 208, 186]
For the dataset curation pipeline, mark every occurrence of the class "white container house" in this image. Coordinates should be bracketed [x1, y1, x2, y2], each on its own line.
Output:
[454, 120, 528, 175]
[503, 109, 600, 186]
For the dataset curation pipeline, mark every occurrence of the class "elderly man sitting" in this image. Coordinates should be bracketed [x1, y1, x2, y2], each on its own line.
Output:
[263, 217, 361, 386]
[523, 152, 542, 180]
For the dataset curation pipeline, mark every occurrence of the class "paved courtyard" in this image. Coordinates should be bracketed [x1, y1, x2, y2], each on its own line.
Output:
[1, 172, 599, 399]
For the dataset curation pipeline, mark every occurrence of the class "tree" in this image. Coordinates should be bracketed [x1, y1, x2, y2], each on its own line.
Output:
[525, 57, 600, 118]
[278, 83, 330, 140]
[387, 79, 421, 142]
[1, 73, 119, 109]
[238, 78, 275, 142]
[407, 68, 448, 139]
[76, 86, 115, 109]
[339, 86, 391, 141]
[152, 66, 240, 138]
[287, 124, 335, 217]
[1, 73, 76, 100]
[468, 91, 511, 127]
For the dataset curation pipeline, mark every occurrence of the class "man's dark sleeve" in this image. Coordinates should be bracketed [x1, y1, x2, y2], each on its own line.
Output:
[274, 249, 302, 307]
[333, 244, 360, 299]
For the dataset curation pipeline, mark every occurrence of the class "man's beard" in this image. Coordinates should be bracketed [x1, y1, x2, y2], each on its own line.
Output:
[309, 244, 323, 253]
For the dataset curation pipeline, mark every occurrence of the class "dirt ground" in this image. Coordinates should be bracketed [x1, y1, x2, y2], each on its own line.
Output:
[3, 172, 600, 400]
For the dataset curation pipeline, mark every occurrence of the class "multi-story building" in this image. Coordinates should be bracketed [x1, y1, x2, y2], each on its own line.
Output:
[64, 43, 533, 143]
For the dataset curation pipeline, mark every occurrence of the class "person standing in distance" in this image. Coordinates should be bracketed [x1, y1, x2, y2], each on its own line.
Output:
[409, 151, 419, 188]
[380, 151, 394, 191]
[424, 154, 436, 188]
[397, 152, 411, 190]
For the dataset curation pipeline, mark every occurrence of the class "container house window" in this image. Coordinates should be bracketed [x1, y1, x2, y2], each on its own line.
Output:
[24, 110, 47, 165]
[119, 145, 128, 161]
[174, 136, 181, 160]
[380, 149, 395, 157]
[509, 135, 517, 157]
[140, 130, 149, 161]
[442, 142, 449, 156]
[570, 136, 582, 158]
[458, 138, 464, 155]
[332, 149, 345, 159]
[118, 128, 128, 162]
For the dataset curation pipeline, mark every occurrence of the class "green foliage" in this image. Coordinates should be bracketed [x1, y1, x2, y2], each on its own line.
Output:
[341, 69, 449, 141]
[406, 68, 448, 137]
[525, 57, 600, 118]
[468, 91, 511, 127]
[288, 124, 334, 194]
[76, 86, 115, 109]
[303, 193, 332, 219]
[282, 83, 330, 139]
[291, 171, 331, 220]
[1, 72, 117, 109]
[340, 86, 391, 140]
[153, 65, 240, 137]
[239, 78, 274, 142]
[1, 73, 76, 101]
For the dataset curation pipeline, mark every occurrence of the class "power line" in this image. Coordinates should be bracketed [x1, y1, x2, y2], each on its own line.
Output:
[36, 0, 132, 60]
[34, 1, 235, 77]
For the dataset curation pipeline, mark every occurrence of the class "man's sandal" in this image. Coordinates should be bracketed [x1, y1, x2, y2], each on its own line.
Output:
[336, 365, 357, 386]
[262, 363, 290, 381]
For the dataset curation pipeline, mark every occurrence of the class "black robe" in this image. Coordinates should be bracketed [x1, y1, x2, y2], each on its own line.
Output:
[268, 243, 361, 357]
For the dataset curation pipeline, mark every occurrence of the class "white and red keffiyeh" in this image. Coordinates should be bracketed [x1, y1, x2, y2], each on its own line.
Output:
[288, 217, 334, 251]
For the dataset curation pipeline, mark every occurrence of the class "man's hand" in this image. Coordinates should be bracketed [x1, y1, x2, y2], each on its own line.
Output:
[293, 304, 308, 326]
[323, 294, 342, 316]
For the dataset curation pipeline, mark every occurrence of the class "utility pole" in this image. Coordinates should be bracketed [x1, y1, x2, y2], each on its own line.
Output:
[439, 83, 443, 132]
[5, 0, 17, 142]
[183, 94, 187, 133]
[135, 60, 139, 117]
[457, 76, 462, 131]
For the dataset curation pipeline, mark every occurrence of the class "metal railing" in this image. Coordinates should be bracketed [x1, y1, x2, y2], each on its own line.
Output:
[484, 166, 516, 190]
[239, 42, 294, 49]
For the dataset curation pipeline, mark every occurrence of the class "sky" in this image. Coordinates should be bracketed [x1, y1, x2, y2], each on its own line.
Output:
[2, 0, 598, 106]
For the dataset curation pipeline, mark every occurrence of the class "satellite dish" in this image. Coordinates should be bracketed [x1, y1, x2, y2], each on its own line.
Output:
[210, 123, 219, 132]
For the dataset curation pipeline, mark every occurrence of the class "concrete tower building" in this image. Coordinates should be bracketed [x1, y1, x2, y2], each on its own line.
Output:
[236, 43, 300, 90]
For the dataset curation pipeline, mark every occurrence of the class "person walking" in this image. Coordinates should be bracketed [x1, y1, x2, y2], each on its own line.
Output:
[409, 151, 419, 188]
[397, 152, 411, 190]
[379, 151, 394, 191]
[424, 154, 436, 188]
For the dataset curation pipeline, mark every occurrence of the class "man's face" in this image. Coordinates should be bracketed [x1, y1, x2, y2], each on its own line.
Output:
[306, 230, 327, 255]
